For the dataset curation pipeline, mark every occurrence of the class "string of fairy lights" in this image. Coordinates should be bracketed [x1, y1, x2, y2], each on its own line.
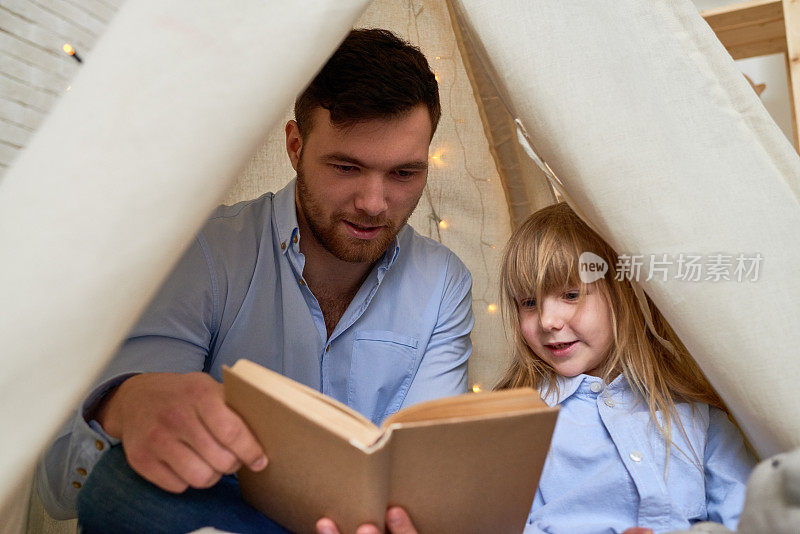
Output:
[404, 0, 501, 393]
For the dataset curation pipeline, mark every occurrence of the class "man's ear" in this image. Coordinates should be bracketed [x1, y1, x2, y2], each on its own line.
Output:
[285, 120, 303, 171]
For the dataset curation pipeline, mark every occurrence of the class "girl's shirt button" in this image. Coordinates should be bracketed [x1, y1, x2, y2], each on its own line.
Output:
[604, 397, 615, 408]
[590, 382, 603, 393]
[630, 451, 643, 462]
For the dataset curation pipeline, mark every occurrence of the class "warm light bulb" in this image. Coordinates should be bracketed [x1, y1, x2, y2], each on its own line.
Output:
[472, 384, 482, 393]
[487, 304, 497, 313]
[438, 220, 448, 229]
[63, 43, 75, 55]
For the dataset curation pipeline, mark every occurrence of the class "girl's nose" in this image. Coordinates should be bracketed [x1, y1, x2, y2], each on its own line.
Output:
[538, 298, 565, 331]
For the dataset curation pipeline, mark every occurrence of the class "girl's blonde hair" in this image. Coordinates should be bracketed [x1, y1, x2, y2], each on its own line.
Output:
[496, 202, 728, 458]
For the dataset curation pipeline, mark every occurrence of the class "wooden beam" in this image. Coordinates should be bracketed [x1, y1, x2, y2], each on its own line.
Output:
[700, 0, 799, 153]
[702, 0, 787, 59]
[702, 0, 783, 30]
[784, 0, 800, 152]
[713, 18, 785, 47]
[728, 36, 787, 59]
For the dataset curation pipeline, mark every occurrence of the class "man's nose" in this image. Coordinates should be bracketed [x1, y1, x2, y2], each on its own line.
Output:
[354, 174, 388, 217]
[538, 298, 565, 331]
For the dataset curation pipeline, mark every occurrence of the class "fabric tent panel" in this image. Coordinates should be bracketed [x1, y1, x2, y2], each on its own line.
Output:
[0, 0, 370, 510]
[445, 0, 556, 228]
[455, 0, 800, 457]
[224, 0, 516, 390]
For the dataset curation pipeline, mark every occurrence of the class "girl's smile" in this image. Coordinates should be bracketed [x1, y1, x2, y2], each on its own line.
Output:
[543, 340, 579, 358]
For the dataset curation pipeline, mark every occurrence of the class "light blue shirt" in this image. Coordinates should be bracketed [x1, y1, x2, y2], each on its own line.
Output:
[37, 179, 474, 518]
[525, 374, 754, 534]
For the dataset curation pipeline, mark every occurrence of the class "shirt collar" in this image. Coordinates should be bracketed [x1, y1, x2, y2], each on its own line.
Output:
[273, 177, 402, 271]
[379, 232, 401, 274]
[541, 373, 628, 407]
[273, 178, 300, 255]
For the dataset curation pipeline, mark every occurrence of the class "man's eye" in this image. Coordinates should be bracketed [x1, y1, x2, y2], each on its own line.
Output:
[520, 298, 537, 308]
[333, 164, 358, 174]
[394, 169, 417, 180]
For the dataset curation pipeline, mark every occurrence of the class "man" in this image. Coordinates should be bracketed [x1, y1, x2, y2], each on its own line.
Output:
[37, 28, 474, 532]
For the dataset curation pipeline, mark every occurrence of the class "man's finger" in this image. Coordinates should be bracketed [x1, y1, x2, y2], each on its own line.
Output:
[200, 400, 267, 471]
[355, 524, 381, 534]
[126, 446, 188, 493]
[157, 439, 222, 489]
[385, 507, 418, 534]
[315, 517, 341, 534]
[179, 410, 242, 474]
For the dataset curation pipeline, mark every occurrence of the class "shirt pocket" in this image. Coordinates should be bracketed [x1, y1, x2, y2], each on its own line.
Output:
[669, 454, 707, 519]
[668, 404, 709, 519]
[348, 330, 420, 425]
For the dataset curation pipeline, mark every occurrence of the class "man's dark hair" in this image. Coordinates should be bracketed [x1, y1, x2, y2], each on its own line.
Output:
[294, 28, 441, 138]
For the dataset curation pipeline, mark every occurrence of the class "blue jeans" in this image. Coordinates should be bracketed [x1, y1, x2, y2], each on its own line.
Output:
[76, 445, 290, 534]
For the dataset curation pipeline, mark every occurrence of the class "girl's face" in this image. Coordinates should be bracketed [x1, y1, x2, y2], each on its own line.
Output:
[518, 284, 614, 377]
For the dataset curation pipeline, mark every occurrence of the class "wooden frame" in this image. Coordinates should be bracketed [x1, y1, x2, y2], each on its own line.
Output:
[701, 0, 800, 153]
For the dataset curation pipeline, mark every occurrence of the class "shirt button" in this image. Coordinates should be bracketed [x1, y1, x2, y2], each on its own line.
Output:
[72, 481, 82, 489]
[590, 382, 603, 393]
[630, 451, 643, 462]
[604, 397, 615, 408]
[299, 278, 306, 287]
[281, 242, 286, 250]
[76, 468, 87, 476]
[94, 440, 105, 451]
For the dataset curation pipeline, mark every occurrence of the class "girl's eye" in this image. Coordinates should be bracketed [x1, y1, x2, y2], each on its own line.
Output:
[564, 291, 580, 301]
[333, 164, 358, 174]
[520, 298, 537, 308]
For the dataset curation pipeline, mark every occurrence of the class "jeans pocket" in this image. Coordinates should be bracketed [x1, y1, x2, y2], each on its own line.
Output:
[348, 330, 419, 424]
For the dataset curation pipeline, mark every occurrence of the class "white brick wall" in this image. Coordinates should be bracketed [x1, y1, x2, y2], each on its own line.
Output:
[0, 0, 124, 176]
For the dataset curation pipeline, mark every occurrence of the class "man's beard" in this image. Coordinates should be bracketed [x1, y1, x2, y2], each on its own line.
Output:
[296, 163, 417, 264]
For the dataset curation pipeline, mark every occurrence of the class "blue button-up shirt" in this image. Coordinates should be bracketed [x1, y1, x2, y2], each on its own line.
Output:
[525, 374, 754, 534]
[38, 179, 474, 518]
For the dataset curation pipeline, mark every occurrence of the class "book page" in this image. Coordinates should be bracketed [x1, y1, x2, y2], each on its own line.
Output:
[382, 388, 545, 428]
[226, 360, 382, 446]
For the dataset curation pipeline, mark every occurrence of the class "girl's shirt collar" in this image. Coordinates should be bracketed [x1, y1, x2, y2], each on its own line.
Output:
[540, 373, 628, 407]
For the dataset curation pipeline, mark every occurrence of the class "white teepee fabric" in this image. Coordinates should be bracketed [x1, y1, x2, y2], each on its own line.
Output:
[454, 0, 800, 457]
[0, 0, 370, 515]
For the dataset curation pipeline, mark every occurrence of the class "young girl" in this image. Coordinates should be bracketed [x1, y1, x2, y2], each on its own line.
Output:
[498, 202, 754, 534]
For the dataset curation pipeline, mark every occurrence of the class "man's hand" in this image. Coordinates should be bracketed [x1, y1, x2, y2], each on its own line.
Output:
[96, 372, 267, 493]
[316, 507, 417, 534]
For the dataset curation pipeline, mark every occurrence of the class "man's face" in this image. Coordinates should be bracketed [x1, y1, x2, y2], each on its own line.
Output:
[287, 105, 431, 264]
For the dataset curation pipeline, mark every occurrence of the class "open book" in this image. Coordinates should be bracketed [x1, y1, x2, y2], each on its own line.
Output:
[223, 359, 559, 533]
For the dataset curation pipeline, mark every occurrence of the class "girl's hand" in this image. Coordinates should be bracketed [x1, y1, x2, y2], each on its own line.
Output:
[316, 507, 417, 534]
